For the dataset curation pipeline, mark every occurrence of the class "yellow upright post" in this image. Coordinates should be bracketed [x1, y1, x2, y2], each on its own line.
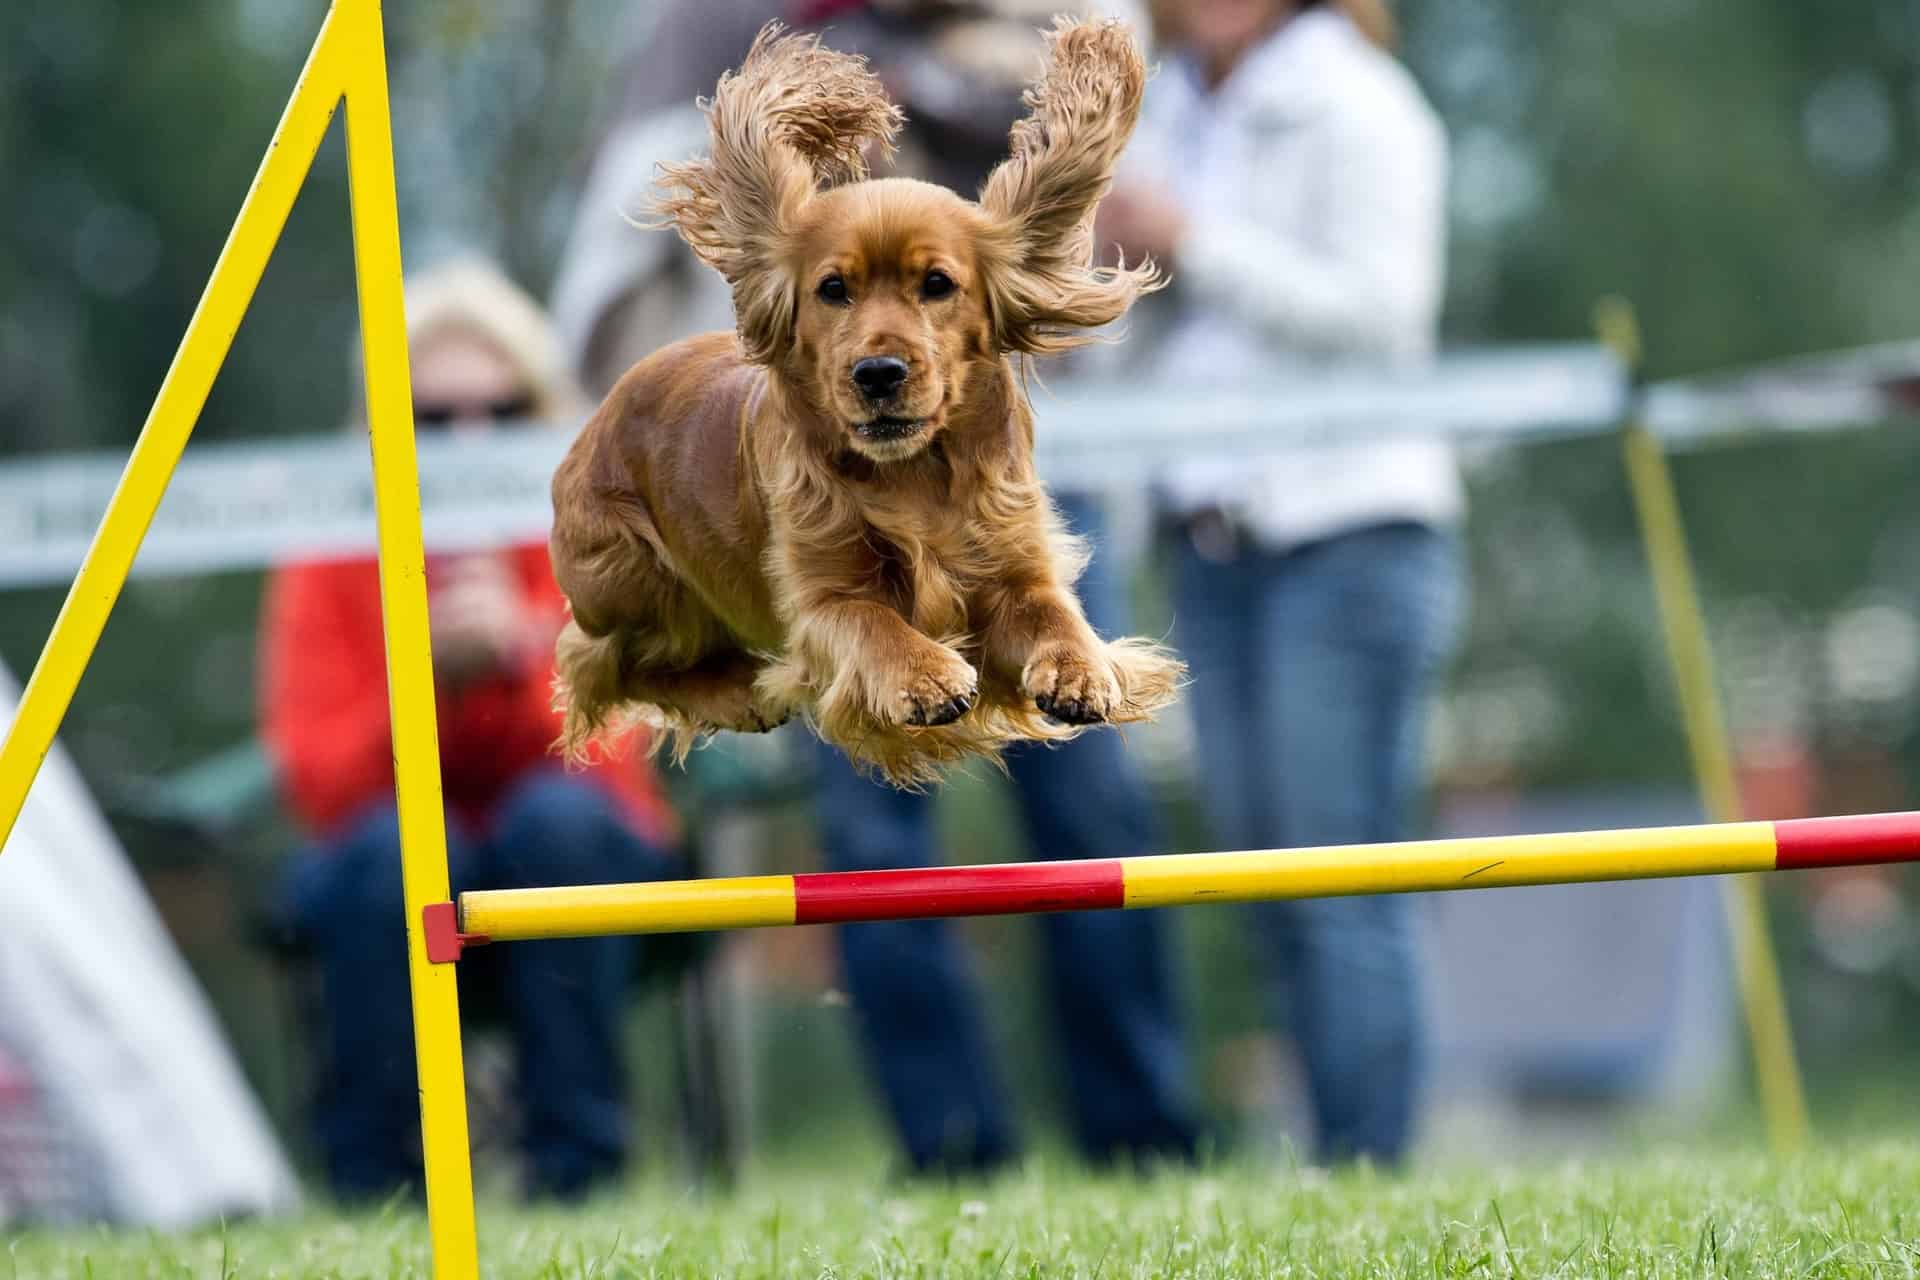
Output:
[1595, 297, 1810, 1152]
[0, 2, 479, 1271]
[336, 2, 479, 1273]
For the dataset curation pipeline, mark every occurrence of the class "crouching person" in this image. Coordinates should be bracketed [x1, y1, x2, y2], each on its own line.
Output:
[259, 259, 680, 1202]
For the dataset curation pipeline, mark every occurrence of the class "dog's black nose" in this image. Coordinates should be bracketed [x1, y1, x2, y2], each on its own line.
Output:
[852, 356, 909, 401]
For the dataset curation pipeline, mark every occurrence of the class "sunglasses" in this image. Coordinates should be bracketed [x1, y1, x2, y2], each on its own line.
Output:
[413, 392, 537, 428]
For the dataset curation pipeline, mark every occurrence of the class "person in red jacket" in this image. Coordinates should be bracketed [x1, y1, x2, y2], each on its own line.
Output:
[261, 258, 678, 1202]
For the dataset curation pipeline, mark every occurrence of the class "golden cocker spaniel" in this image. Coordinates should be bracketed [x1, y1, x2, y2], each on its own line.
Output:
[550, 18, 1180, 786]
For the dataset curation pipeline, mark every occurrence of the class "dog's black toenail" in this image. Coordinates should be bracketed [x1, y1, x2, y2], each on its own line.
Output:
[1036, 693, 1103, 726]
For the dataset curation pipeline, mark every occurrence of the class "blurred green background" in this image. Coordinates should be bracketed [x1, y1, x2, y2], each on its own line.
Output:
[4, 0, 1920, 1170]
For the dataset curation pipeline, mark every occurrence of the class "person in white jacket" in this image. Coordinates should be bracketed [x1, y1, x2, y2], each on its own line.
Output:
[1101, 0, 1462, 1162]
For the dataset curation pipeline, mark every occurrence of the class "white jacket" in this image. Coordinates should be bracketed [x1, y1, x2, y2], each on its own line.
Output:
[1123, 9, 1462, 549]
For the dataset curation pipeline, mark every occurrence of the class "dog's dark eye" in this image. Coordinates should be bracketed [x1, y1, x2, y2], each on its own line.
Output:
[921, 270, 955, 300]
[817, 275, 850, 305]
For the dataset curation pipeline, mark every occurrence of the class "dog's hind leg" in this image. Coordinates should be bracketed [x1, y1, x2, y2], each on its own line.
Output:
[550, 477, 786, 758]
[549, 459, 699, 754]
[633, 651, 786, 736]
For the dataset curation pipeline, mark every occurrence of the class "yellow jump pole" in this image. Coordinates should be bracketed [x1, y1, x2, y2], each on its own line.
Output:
[336, 1, 478, 1274]
[443, 812, 1920, 944]
[0, 3, 479, 1271]
[1595, 297, 1810, 1152]
[0, 6, 349, 848]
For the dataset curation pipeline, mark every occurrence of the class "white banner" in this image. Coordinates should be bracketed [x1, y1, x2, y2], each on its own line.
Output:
[0, 431, 569, 587]
[1641, 337, 1920, 442]
[3, 339, 1914, 588]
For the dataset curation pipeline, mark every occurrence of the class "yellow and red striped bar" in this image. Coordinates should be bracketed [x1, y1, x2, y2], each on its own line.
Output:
[445, 811, 1920, 951]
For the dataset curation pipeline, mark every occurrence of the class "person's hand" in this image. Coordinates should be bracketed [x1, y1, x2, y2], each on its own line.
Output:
[429, 556, 534, 689]
[1098, 181, 1189, 267]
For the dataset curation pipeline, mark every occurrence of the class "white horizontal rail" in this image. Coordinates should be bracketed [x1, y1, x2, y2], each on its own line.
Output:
[3, 340, 1914, 588]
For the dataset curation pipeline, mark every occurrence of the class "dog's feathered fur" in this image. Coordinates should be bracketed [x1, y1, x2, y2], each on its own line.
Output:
[550, 18, 1180, 786]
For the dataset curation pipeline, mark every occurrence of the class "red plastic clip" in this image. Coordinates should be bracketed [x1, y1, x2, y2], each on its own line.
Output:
[422, 901, 489, 964]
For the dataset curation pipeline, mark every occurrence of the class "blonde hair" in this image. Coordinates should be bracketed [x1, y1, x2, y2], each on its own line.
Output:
[347, 256, 580, 427]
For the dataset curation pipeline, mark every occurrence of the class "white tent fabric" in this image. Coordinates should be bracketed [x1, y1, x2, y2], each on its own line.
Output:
[0, 659, 299, 1226]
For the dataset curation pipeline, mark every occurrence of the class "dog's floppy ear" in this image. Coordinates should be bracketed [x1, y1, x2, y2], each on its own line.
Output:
[977, 18, 1162, 356]
[654, 25, 901, 364]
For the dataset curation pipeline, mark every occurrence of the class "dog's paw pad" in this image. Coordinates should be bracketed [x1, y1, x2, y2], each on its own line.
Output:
[906, 688, 974, 727]
[1024, 647, 1116, 725]
[1034, 692, 1102, 726]
[895, 659, 978, 728]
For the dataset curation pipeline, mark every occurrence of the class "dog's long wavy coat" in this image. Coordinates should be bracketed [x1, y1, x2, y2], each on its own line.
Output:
[550, 18, 1181, 786]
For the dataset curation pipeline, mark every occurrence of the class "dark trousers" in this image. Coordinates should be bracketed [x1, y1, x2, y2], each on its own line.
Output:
[810, 495, 1199, 1172]
[279, 768, 677, 1201]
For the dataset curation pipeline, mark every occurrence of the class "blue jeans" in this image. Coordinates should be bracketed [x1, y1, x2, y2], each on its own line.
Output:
[1171, 520, 1463, 1162]
[811, 495, 1198, 1172]
[279, 769, 677, 1201]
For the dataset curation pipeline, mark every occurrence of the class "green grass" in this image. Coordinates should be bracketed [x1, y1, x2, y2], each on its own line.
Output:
[10, 1142, 1920, 1278]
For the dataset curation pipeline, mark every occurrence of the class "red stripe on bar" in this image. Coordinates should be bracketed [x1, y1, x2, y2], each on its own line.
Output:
[793, 860, 1126, 925]
[1774, 812, 1920, 870]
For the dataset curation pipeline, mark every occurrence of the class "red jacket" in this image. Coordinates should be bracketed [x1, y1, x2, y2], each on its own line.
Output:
[260, 544, 675, 847]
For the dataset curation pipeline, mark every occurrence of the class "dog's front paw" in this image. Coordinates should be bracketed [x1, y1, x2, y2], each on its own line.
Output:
[893, 647, 979, 728]
[1023, 643, 1119, 725]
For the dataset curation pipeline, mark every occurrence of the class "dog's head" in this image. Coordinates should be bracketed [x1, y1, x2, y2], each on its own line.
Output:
[655, 19, 1160, 463]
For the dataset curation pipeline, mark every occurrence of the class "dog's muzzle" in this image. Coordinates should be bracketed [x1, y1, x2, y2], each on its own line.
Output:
[851, 356, 910, 402]
[853, 415, 926, 442]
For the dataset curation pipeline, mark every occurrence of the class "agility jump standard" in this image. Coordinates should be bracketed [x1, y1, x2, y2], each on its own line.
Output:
[428, 812, 1920, 956]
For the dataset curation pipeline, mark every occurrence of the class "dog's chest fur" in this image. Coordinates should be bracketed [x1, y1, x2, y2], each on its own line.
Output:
[811, 408, 1038, 650]
[860, 504, 986, 641]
